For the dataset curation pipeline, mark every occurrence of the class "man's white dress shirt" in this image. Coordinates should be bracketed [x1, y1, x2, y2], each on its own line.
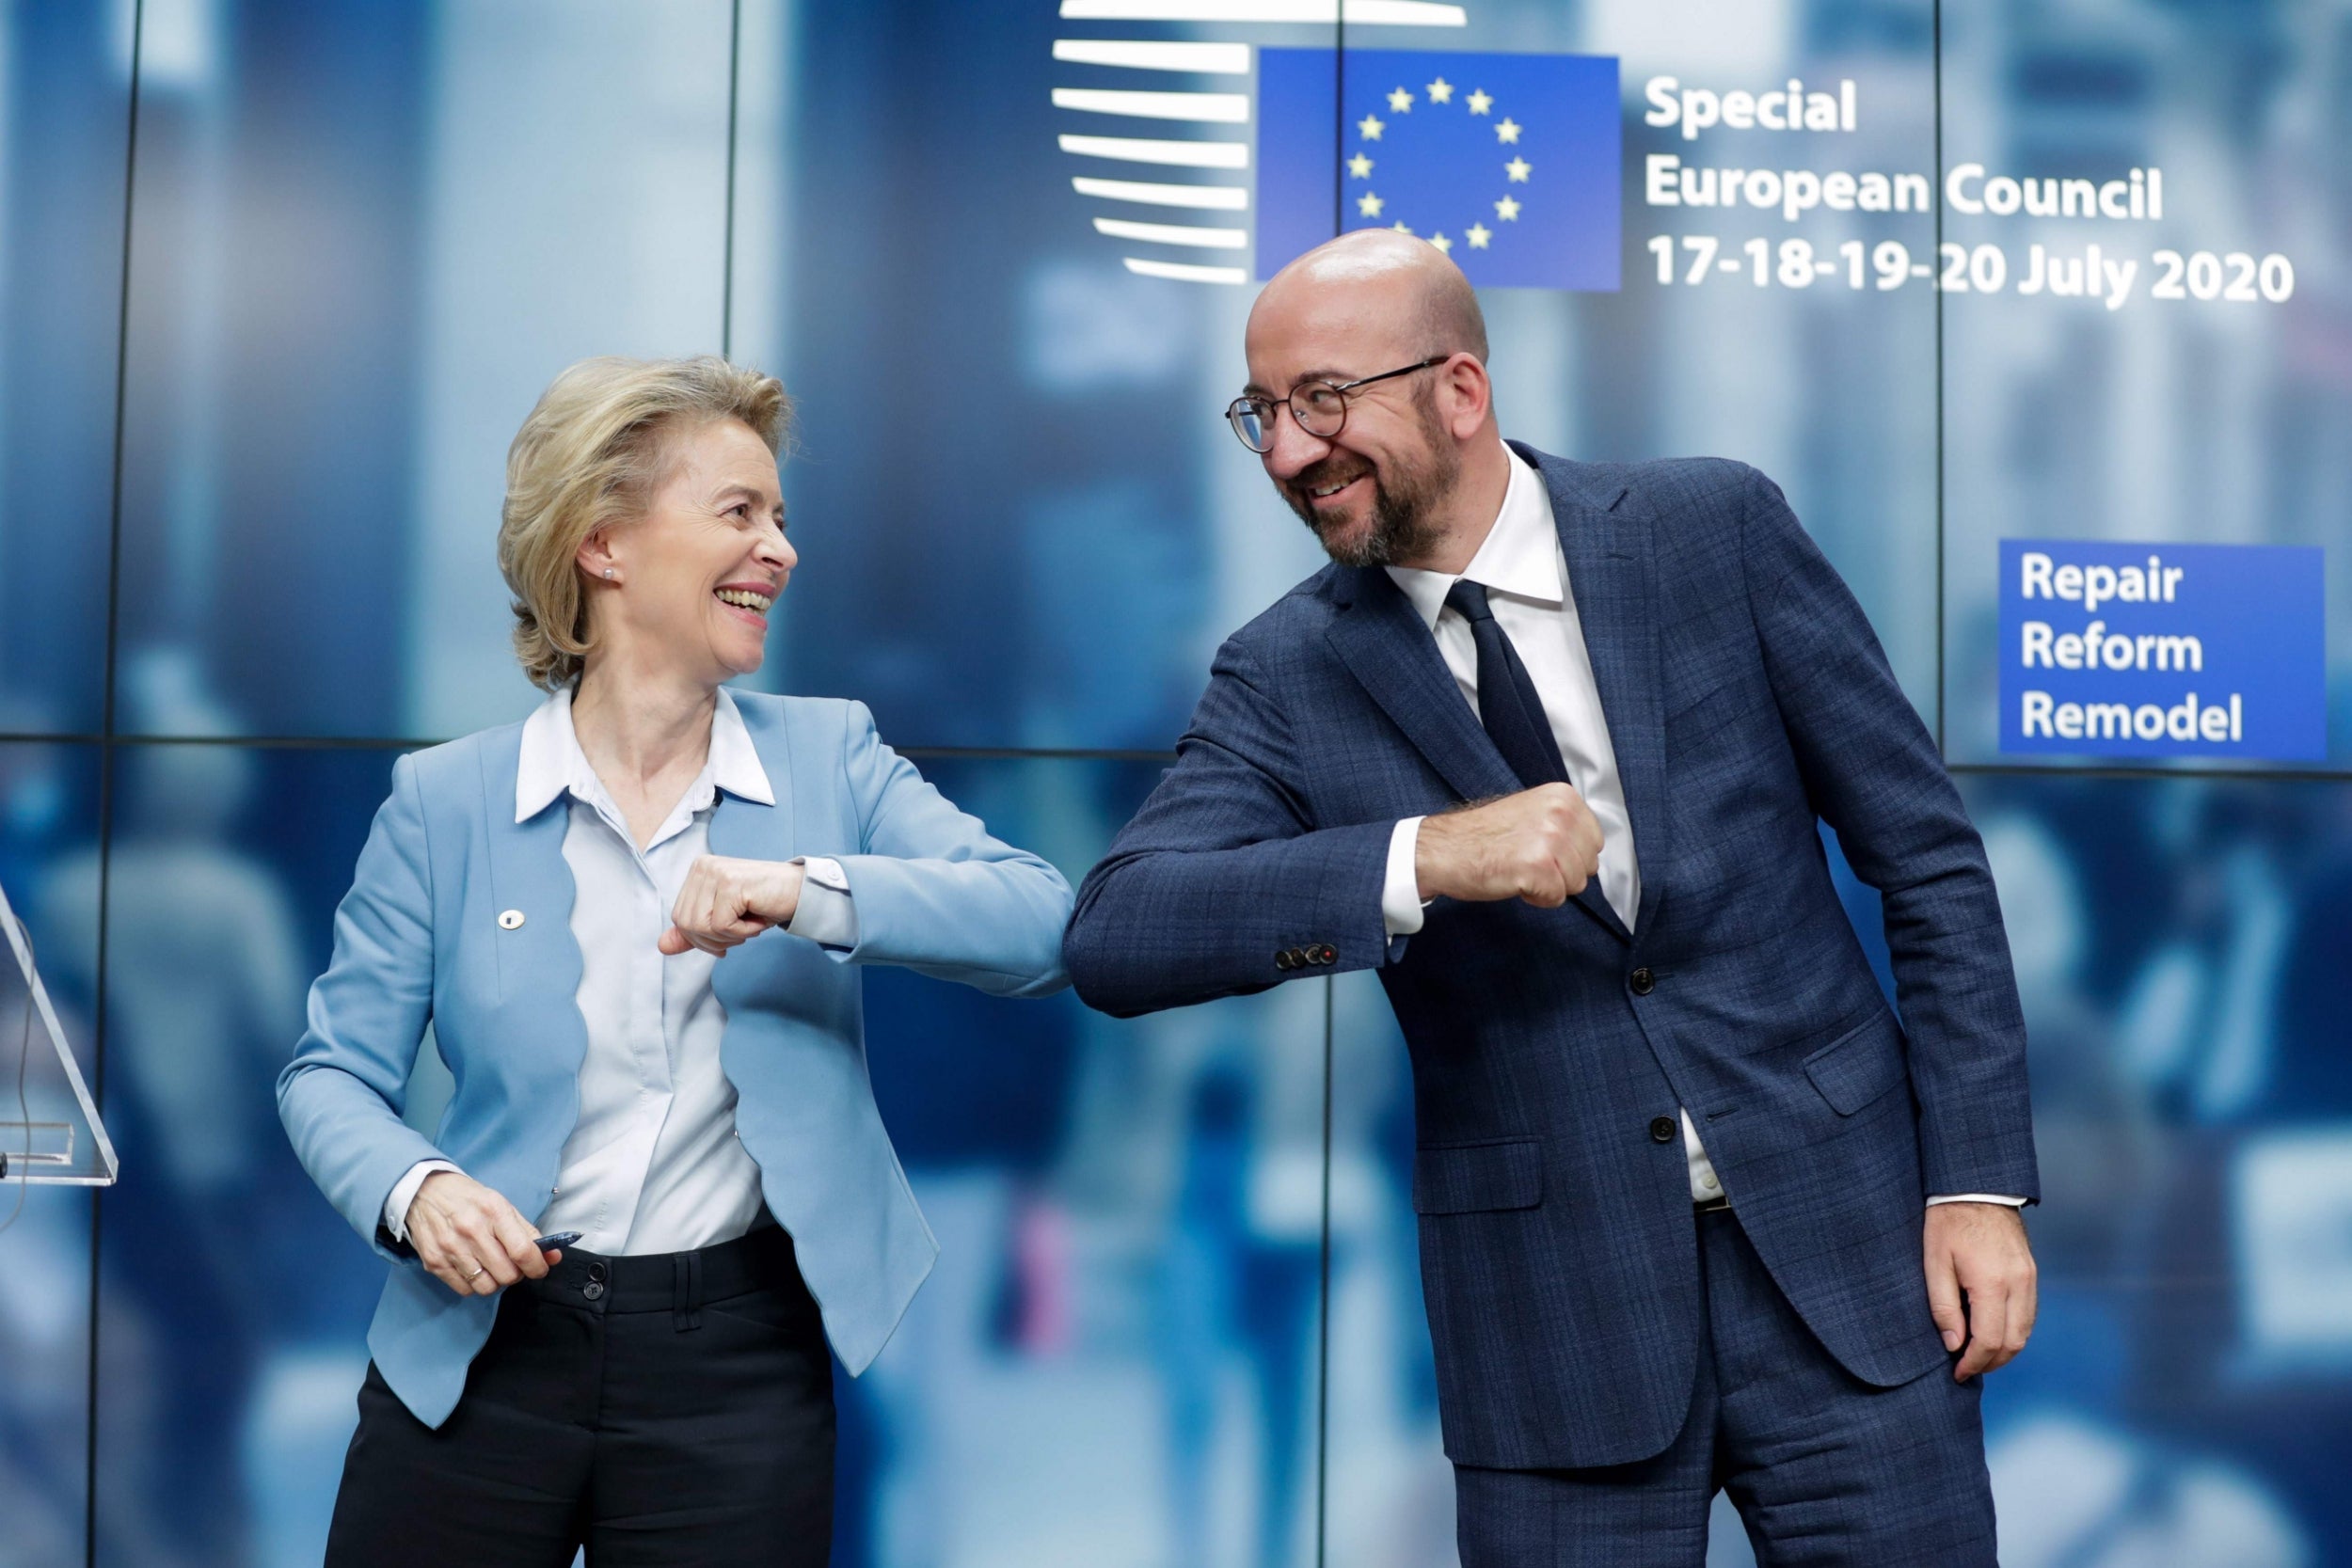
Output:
[382, 686, 858, 1255]
[1376, 447, 2019, 1212]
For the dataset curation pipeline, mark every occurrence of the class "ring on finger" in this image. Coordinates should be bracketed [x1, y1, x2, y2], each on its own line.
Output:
[463, 1262, 485, 1280]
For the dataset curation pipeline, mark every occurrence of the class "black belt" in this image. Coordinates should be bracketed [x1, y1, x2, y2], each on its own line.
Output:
[524, 1225, 805, 1331]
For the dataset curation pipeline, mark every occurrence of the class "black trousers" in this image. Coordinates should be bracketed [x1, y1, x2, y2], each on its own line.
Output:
[326, 1227, 834, 1567]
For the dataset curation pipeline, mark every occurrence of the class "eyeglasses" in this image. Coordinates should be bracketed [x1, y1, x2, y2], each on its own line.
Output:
[1224, 355, 1451, 453]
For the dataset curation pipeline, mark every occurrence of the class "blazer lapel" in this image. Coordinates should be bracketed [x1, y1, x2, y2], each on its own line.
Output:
[474, 728, 592, 1203]
[705, 692, 801, 1017]
[1326, 565, 1521, 806]
[1532, 447, 1668, 941]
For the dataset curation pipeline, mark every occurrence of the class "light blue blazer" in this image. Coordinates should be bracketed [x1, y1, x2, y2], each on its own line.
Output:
[278, 693, 1073, 1428]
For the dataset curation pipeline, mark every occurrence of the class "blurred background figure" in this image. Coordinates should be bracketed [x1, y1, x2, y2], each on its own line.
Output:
[42, 650, 321, 1567]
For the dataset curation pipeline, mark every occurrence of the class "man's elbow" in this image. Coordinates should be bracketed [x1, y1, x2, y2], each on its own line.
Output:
[1066, 881, 1194, 1020]
[1061, 914, 1136, 1017]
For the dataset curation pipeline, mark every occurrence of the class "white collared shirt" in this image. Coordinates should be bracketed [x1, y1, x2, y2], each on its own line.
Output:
[1382, 447, 1643, 933]
[1376, 447, 2016, 1211]
[382, 686, 858, 1255]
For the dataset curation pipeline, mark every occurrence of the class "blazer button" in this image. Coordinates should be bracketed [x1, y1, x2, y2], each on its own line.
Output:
[1315, 944, 1336, 965]
[1275, 949, 1295, 970]
[498, 909, 526, 931]
[1629, 966, 1655, 995]
[1649, 1116, 1677, 1144]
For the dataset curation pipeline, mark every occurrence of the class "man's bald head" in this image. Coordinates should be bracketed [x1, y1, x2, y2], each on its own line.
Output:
[1250, 229, 1489, 367]
[1237, 230, 1511, 572]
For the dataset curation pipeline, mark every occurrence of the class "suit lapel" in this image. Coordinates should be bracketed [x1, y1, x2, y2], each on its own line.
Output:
[1532, 447, 1667, 941]
[1326, 566, 1521, 806]
[1326, 546, 1637, 948]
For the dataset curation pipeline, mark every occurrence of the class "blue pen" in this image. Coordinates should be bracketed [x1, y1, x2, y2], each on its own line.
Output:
[532, 1230, 582, 1252]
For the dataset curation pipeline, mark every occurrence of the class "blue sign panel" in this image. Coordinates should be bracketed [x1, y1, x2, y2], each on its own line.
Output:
[1998, 539, 2327, 760]
[1255, 49, 1621, 292]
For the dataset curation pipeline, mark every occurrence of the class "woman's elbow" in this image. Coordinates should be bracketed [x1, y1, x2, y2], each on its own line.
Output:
[1019, 888, 1077, 996]
[1003, 956, 1072, 1000]
[984, 873, 1074, 997]
[276, 1049, 325, 1127]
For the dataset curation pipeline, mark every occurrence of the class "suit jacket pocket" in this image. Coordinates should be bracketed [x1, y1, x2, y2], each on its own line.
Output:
[1664, 671, 1767, 728]
[1412, 1138, 1544, 1214]
[1803, 1013, 1906, 1117]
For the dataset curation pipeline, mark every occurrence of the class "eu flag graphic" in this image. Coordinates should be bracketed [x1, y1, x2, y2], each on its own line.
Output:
[1255, 50, 1620, 292]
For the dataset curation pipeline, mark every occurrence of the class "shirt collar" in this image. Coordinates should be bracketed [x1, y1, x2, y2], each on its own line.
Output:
[705, 689, 775, 805]
[515, 685, 774, 824]
[1383, 444, 1564, 631]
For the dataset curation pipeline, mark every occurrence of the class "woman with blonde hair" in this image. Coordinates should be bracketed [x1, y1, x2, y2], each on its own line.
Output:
[280, 355, 1071, 1564]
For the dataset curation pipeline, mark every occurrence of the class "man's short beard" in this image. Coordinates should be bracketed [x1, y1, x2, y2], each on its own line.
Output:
[1280, 393, 1460, 568]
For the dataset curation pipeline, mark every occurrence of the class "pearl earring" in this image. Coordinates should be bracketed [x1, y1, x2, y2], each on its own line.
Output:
[602, 567, 615, 580]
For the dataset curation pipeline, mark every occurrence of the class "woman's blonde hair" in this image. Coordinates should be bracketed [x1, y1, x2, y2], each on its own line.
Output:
[498, 355, 791, 690]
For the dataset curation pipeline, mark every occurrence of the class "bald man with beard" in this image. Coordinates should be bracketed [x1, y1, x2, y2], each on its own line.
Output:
[1065, 231, 2040, 1566]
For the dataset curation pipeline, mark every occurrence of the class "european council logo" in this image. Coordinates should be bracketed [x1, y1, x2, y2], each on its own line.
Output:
[1257, 50, 1619, 290]
[1049, 4, 1619, 292]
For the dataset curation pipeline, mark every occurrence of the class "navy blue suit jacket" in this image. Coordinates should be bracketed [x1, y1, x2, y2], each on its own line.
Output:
[1065, 447, 2038, 1470]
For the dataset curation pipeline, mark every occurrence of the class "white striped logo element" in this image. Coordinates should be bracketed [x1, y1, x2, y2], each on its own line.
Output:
[1054, 0, 1468, 283]
[1058, 135, 1249, 168]
[1051, 40, 1251, 73]
[1073, 177, 1249, 210]
[1052, 87, 1250, 122]
[1093, 216, 1248, 248]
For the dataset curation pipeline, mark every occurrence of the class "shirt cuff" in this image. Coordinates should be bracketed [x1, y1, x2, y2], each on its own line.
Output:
[1382, 817, 1428, 938]
[384, 1159, 462, 1244]
[1926, 1194, 2028, 1207]
[788, 855, 858, 952]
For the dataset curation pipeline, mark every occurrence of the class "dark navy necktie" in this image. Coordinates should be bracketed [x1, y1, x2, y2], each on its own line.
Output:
[1444, 578, 1571, 793]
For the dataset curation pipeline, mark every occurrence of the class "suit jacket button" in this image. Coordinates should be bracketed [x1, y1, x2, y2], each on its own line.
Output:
[1276, 950, 1295, 970]
[1649, 1116, 1677, 1144]
[1629, 966, 1655, 995]
[1317, 944, 1336, 965]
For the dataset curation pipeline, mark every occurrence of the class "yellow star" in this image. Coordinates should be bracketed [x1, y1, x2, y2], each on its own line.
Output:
[1505, 156, 1532, 182]
[1426, 76, 1454, 104]
[1357, 114, 1384, 141]
[1387, 86, 1413, 113]
[1495, 118, 1522, 145]
[1391, 220, 1414, 234]
[1466, 87, 1493, 115]
[1429, 231, 1453, 254]
[1347, 152, 1374, 179]
[1494, 194, 1521, 221]
[1467, 222, 1492, 248]
[1357, 190, 1384, 217]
